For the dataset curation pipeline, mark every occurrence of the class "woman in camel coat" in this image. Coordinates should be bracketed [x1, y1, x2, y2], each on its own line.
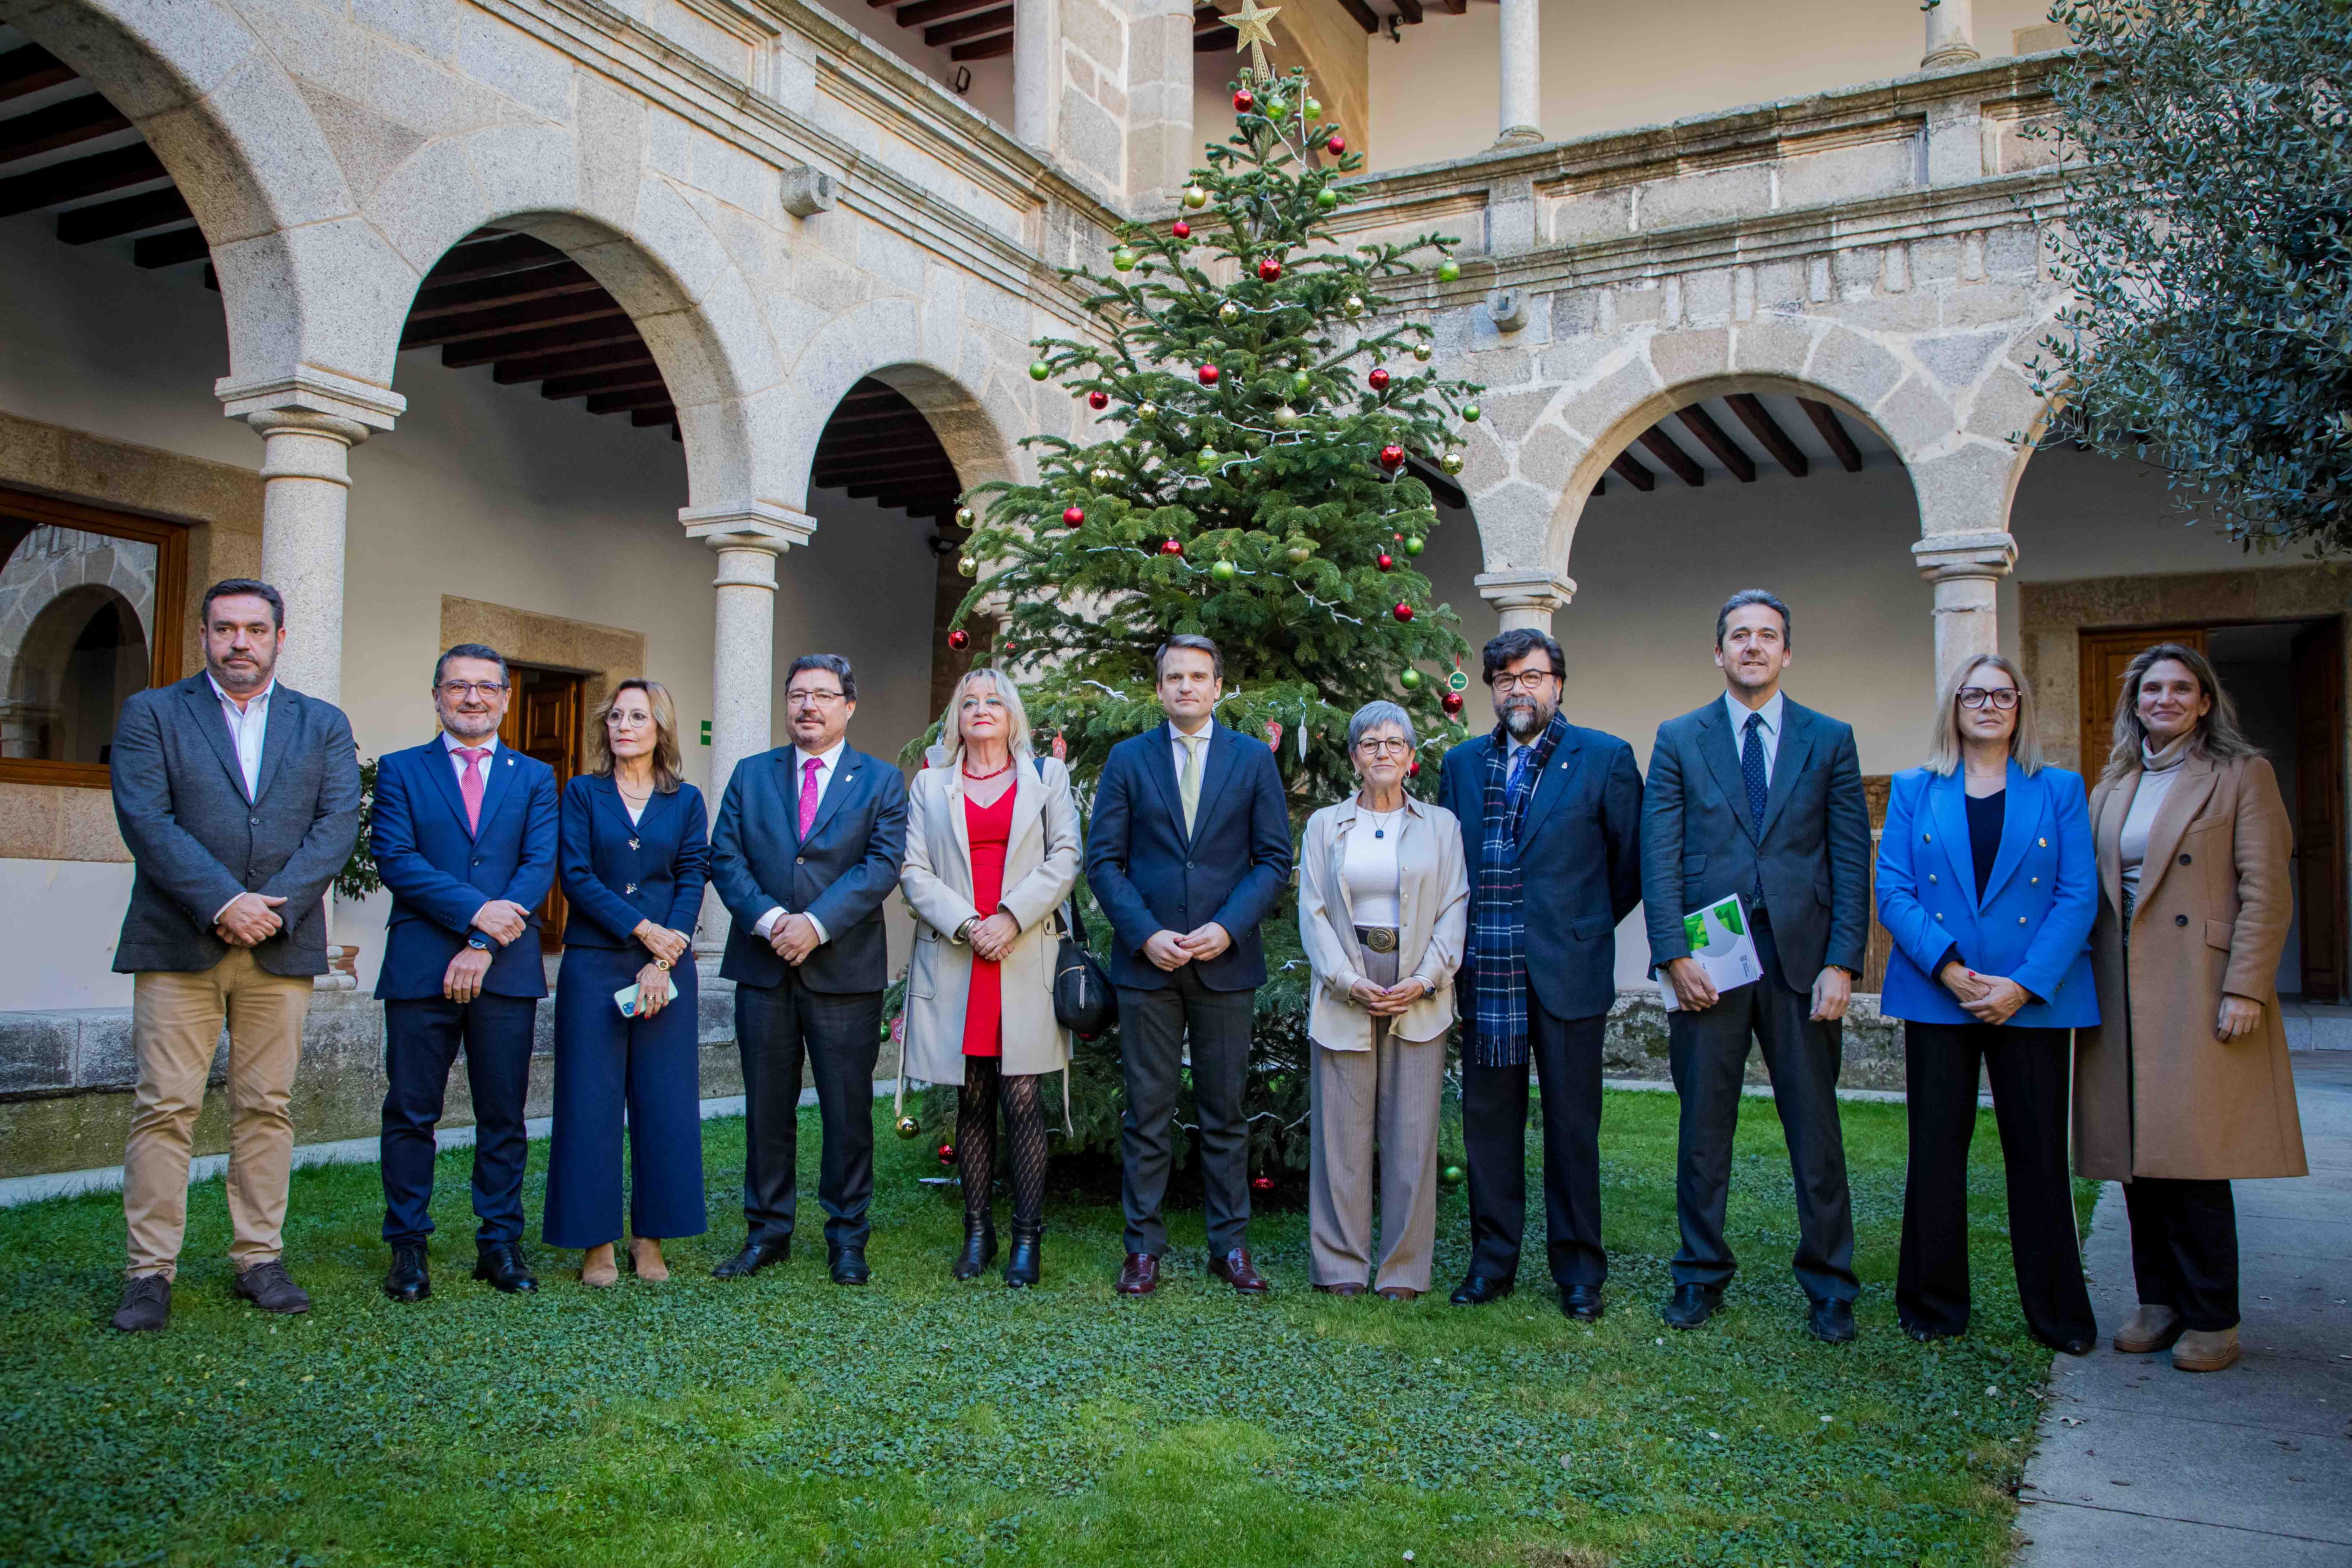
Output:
[2078, 642, 2306, 1374]
[898, 668, 1081, 1288]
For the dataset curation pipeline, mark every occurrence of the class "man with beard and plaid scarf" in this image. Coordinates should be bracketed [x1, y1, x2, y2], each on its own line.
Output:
[1436, 629, 1643, 1319]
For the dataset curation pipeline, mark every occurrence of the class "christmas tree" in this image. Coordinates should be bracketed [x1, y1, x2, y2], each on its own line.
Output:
[902, 50, 1482, 1178]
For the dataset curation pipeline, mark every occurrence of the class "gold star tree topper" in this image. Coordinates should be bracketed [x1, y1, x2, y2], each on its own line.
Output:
[1222, 0, 1281, 83]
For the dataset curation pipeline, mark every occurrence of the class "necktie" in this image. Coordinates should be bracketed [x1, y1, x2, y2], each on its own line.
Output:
[1178, 734, 1202, 837]
[1741, 712, 1768, 835]
[456, 748, 487, 832]
[798, 756, 823, 840]
[1505, 742, 1531, 798]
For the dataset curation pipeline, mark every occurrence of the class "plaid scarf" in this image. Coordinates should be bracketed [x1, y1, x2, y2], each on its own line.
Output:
[1466, 712, 1565, 1067]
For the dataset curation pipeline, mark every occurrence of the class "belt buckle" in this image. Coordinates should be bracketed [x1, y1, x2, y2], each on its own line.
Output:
[1362, 927, 1397, 954]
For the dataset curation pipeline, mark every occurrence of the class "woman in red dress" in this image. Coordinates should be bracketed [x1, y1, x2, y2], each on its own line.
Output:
[900, 669, 1082, 1285]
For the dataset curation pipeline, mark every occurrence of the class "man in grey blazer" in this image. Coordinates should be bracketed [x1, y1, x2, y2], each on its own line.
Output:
[106, 579, 362, 1332]
[1640, 589, 1871, 1343]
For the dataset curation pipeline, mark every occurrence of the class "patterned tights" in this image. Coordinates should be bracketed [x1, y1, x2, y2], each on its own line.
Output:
[957, 1054, 1047, 1230]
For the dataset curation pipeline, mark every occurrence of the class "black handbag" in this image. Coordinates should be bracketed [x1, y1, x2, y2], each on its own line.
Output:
[1050, 892, 1116, 1036]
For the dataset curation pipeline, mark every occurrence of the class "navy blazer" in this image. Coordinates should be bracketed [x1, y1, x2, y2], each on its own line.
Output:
[1640, 696, 1872, 990]
[710, 743, 908, 993]
[1085, 721, 1294, 992]
[1438, 722, 1644, 1023]
[370, 738, 560, 1001]
[1875, 761, 2100, 1028]
[557, 775, 710, 951]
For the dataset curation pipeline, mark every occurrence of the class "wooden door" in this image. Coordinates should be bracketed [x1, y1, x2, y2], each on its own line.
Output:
[2291, 619, 2346, 1002]
[2078, 626, 2207, 777]
[501, 667, 584, 951]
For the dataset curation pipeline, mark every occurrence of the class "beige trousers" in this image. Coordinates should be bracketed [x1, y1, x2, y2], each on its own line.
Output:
[124, 947, 310, 1277]
[1307, 946, 1448, 1293]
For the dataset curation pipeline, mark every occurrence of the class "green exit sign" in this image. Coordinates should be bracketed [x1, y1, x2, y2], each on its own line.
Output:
[700, 720, 711, 746]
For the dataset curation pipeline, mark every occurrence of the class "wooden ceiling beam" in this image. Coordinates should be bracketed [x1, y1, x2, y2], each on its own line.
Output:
[1800, 397, 1864, 472]
[0, 90, 128, 163]
[923, 5, 1013, 45]
[1608, 448, 1656, 492]
[53, 182, 189, 244]
[0, 44, 74, 104]
[585, 386, 676, 414]
[1194, 30, 1237, 50]
[491, 346, 655, 385]
[1333, 0, 1379, 31]
[408, 261, 603, 320]
[1675, 404, 1756, 483]
[401, 297, 629, 350]
[442, 321, 646, 369]
[1636, 426, 1704, 487]
[1725, 392, 1809, 478]
[540, 369, 669, 401]
[1392, 0, 1425, 21]
[892, 0, 1004, 25]
[420, 234, 573, 287]
[1438, 0, 1465, 12]
[951, 32, 1014, 59]
[0, 142, 163, 217]
[131, 225, 208, 268]
[816, 405, 940, 438]
[630, 405, 678, 428]
[815, 457, 958, 487]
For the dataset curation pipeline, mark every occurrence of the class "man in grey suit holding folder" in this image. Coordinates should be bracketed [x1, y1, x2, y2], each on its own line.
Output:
[1640, 589, 1872, 1343]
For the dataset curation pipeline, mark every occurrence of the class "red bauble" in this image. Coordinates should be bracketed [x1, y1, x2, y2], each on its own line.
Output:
[1197, 363, 1221, 386]
[1392, 602, 1414, 622]
[1160, 537, 1184, 555]
[1378, 443, 1406, 469]
[1326, 132, 1346, 154]
[1369, 367, 1391, 392]
[1172, 220, 1191, 239]
[1233, 88, 1254, 111]
[1258, 257, 1282, 283]
[1087, 390, 1108, 410]
[1377, 552, 1395, 572]
[1442, 691, 1465, 715]
[1250, 1174, 1275, 1193]
[947, 629, 970, 651]
[938, 1142, 956, 1166]
[1408, 759, 1422, 777]
[1063, 505, 1086, 526]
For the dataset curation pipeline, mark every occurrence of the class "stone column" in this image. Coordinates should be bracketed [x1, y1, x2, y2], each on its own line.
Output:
[1012, 0, 1061, 151]
[1496, 0, 1542, 147]
[214, 371, 404, 709]
[1913, 531, 2016, 689]
[1921, 0, 1979, 68]
[681, 502, 816, 959]
[1476, 569, 1577, 634]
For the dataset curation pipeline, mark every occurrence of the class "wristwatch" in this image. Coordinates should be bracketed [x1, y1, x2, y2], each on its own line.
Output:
[466, 933, 493, 952]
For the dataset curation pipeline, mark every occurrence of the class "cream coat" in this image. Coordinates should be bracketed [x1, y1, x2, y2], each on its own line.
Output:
[899, 755, 1082, 1083]
[2077, 752, 2308, 1181]
[1298, 795, 1470, 1050]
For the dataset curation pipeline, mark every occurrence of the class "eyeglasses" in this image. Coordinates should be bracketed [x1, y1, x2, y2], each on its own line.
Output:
[788, 689, 846, 708]
[1355, 738, 1413, 758]
[1957, 687, 2020, 711]
[437, 681, 507, 699]
[1491, 670, 1558, 694]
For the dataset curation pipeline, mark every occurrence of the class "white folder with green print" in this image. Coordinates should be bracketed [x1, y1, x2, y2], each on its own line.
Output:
[1657, 891, 1763, 1011]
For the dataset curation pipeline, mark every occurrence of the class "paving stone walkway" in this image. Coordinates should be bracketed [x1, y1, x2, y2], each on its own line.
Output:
[2017, 1052, 2352, 1566]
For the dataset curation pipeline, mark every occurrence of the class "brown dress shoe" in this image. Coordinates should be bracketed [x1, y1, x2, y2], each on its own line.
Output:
[2114, 1303, 2184, 1354]
[231, 1259, 311, 1315]
[1313, 1282, 1366, 1297]
[1377, 1286, 1421, 1302]
[2172, 1325, 2241, 1373]
[1208, 1248, 1270, 1294]
[1115, 1253, 1161, 1295]
[111, 1274, 170, 1332]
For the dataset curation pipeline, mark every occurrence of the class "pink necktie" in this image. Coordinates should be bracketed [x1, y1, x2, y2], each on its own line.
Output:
[798, 756, 822, 839]
[457, 748, 487, 832]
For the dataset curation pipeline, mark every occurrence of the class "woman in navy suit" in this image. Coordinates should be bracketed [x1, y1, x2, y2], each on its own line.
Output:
[546, 678, 710, 1286]
[1876, 653, 2099, 1352]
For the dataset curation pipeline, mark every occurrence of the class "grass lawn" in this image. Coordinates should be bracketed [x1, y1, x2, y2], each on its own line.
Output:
[0, 1088, 2090, 1568]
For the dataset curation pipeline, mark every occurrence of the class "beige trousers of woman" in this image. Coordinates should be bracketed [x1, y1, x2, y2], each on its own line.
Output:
[1307, 945, 1448, 1293]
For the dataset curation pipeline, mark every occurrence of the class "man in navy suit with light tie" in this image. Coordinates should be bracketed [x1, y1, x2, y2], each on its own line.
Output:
[710, 654, 909, 1286]
[369, 643, 560, 1302]
[1086, 634, 1293, 1296]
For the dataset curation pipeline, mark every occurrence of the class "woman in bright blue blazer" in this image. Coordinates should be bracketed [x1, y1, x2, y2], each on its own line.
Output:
[545, 679, 710, 1287]
[1876, 653, 2098, 1354]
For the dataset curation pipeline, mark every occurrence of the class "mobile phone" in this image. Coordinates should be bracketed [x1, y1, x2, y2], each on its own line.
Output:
[614, 983, 640, 1018]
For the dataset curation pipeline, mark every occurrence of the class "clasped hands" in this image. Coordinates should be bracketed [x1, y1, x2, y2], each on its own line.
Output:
[442, 899, 531, 1003]
[214, 891, 287, 947]
[766, 912, 822, 965]
[1348, 975, 1431, 1016]
[631, 920, 692, 1018]
[1143, 923, 1233, 971]
[1936, 961, 2030, 1026]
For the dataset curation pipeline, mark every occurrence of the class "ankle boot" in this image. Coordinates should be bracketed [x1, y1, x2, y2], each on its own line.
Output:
[1004, 1221, 1042, 1289]
[953, 1215, 997, 1281]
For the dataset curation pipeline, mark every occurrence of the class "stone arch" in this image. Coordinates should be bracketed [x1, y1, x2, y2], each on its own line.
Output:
[1, 583, 148, 763]
[12, 0, 387, 389]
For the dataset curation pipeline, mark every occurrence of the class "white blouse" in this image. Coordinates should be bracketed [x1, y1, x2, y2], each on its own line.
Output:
[1342, 808, 1407, 927]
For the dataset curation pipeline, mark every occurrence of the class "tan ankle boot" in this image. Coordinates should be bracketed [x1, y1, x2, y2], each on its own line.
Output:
[2172, 1325, 2240, 1372]
[580, 1244, 619, 1288]
[2113, 1303, 2183, 1354]
[629, 1237, 669, 1283]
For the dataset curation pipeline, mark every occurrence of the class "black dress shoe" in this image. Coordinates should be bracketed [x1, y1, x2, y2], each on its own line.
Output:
[1560, 1285, 1604, 1321]
[1662, 1283, 1724, 1330]
[2045, 1334, 2095, 1356]
[1806, 1297, 1857, 1344]
[829, 1245, 871, 1286]
[1003, 1222, 1042, 1290]
[473, 1241, 539, 1294]
[712, 1239, 789, 1279]
[384, 1244, 430, 1303]
[1449, 1274, 1515, 1307]
[1901, 1318, 1961, 1344]
[953, 1219, 997, 1281]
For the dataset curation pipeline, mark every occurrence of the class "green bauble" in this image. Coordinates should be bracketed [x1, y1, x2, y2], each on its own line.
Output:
[1209, 559, 1238, 583]
[1315, 187, 1338, 212]
[1403, 534, 1426, 556]
[1112, 246, 1138, 272]
[1438, 1163, 1466, 1190]
[1399, 668, 1423, 691]
[1462, 403, 1481, 422]
[1196, 448, 1221, 472]
[1028, 360, 1050, 382]
[1438, 259, 1461, 283]
[1182, 184, 1209, 209]
[1304, 97, 1322, 121]
[1292, 371, 1312, 396]
[1286, 544, 1312, 565]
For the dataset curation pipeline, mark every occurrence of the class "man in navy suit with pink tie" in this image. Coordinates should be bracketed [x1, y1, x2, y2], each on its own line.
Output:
[369, 644, 559, 1302]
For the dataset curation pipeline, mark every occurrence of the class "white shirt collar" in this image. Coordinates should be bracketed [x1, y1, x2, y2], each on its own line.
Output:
[207, 673, 274, 713]
[794, 738, 846, 771]
[1168, 719, 1214, 747]
[1724, 688, 1785, 736]
[442, 730, 499, 757]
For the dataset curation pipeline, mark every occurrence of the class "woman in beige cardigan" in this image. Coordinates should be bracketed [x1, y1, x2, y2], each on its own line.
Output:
[2079, 642, 2306, 1374]
[1299, 701, 1469, 1300]
[899, 669, 1081, 1288]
